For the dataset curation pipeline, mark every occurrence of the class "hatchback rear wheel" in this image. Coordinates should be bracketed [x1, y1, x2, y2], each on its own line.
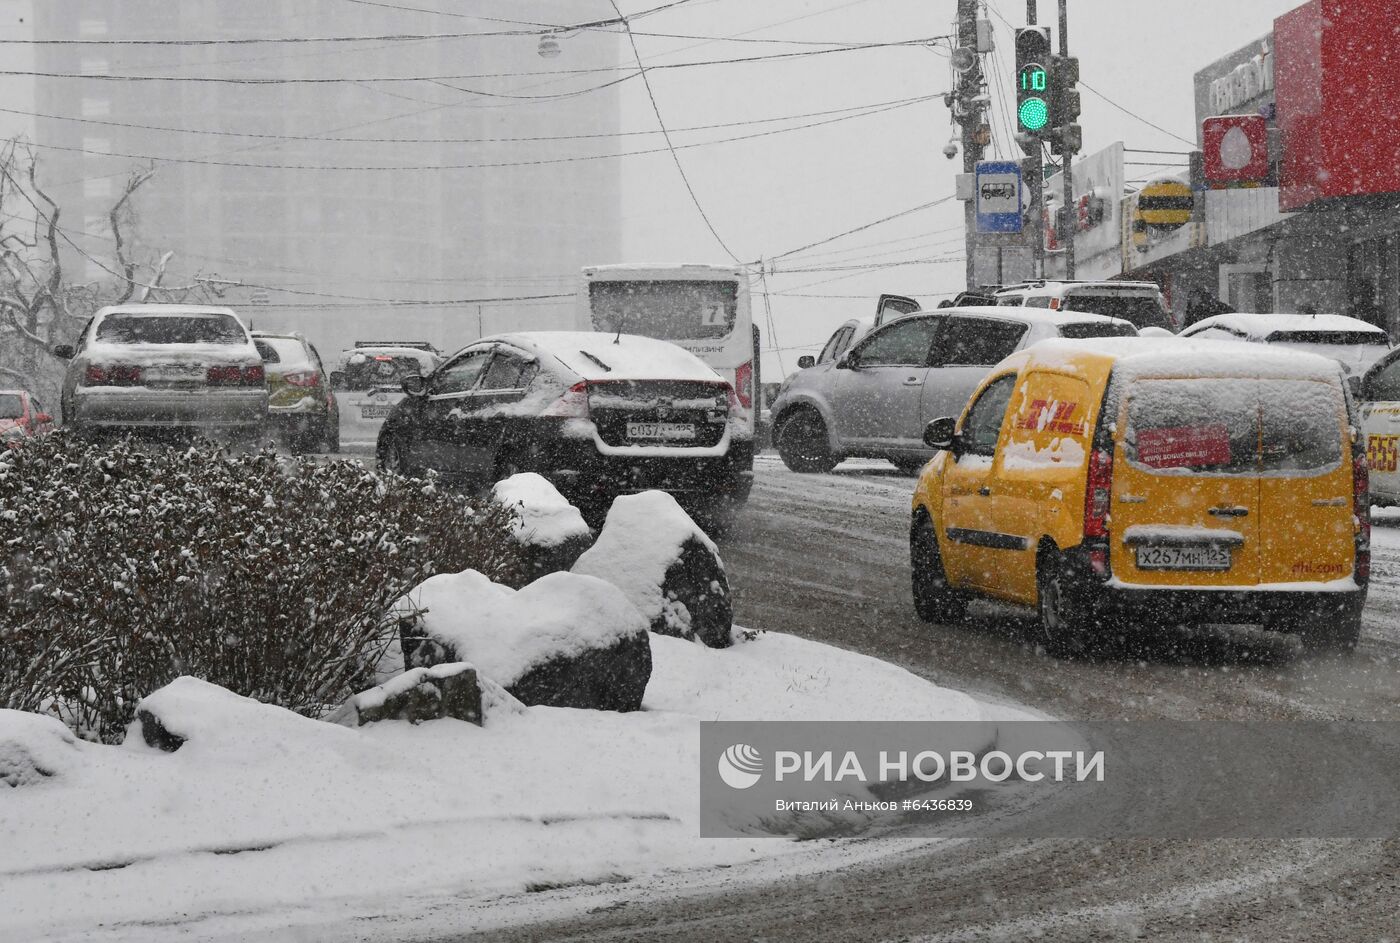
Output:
[776, 409, 838, 473]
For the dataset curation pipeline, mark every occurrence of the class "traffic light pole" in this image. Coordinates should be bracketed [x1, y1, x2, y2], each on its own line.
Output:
[1059, 0, 1075, 278]
[1026, 0, 1043, 278]
[956, 0, 985, 291]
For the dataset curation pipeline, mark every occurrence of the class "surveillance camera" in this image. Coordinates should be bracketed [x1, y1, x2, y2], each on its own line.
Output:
[943, 142, 959, 160]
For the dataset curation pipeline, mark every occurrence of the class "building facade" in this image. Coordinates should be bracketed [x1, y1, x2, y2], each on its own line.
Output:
[30, 0, 623, 359]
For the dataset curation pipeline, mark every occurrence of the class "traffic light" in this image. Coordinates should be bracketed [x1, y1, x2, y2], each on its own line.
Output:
[1050, 55, 1081, 127]
[1015, 27, 1052, 135]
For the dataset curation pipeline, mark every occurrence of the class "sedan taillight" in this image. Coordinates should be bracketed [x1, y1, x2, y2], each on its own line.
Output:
[540, 381, 589, 419]
[208, 365, 265, 386]
[84, 364, 142, 386]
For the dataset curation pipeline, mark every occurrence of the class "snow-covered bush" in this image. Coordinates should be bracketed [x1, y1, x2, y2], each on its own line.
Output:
[0, 434, 526, 742]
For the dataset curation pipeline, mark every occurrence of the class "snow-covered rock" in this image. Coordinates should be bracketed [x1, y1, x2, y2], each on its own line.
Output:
[491, 472, 594, 585]
[328, 663, 524, 728]
[0, 710, 81, 787]
[395, 569, 651, 712]
[573, 491, 733, 649]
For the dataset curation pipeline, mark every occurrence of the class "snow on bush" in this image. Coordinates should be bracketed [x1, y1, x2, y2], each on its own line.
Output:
[0, 434, 527, 742]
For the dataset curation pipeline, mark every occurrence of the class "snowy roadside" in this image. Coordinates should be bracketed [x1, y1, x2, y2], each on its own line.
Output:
[1, 629, 1033, 943]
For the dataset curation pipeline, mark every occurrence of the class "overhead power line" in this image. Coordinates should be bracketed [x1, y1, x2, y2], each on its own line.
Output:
[1079, 81, 1196, 148]
[769, 195, 957, 261]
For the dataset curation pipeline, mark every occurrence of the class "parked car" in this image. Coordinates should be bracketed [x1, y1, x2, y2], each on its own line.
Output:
[994, 279, 1175, 332]
[1179, 312, 1390, 379]
[251, 331, 338, 453]
[331, 343, 441, 449]
[1356, 344, 1400, 506]
[911, 337, 1367, 655]
[54, 304, 267, 438]
[0, 389, 55, 442]
[770, 306, 1139, 475]
[375, 331, 753, 528]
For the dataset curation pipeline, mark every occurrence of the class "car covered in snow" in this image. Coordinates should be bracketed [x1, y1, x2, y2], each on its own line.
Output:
[1357, 344, 1400, 506]
[375, 331, 753, 527]
[0, 389, 54, 442]
[993, 279, 1175, 332]
[770, 305, 1139, 475]
[251, 331, 339, 453]
[1179, 312, 1391, 379]
[53, 304, 267, 438]
[911, 337, 1368, 655]
[330, 343, 440, 449]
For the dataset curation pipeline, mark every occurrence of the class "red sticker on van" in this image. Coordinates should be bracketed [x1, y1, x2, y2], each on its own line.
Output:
[1137, 424, 1232, 469]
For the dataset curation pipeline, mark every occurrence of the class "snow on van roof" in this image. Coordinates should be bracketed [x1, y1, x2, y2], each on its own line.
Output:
[947, 304, 1136, 328]
[487, 331, 723, 383]
[1185, 312, 1387, 339]
[1024, 336, 1347, 381]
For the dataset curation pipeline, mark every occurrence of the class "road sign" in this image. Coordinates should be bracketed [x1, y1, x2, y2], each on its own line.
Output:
[976, 161, 1024, 234]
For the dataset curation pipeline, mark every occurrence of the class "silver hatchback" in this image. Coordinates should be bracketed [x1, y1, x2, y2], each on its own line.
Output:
[770, 305, 1138, 474]
[56, 304, 268, 435]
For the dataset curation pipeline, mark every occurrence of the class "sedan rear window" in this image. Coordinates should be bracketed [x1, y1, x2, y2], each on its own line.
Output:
[1059, 321, 1138, 339]
[0, 394, 23, 419]
[95, 313, 247, 345]
[1124, 378, 1342, 476]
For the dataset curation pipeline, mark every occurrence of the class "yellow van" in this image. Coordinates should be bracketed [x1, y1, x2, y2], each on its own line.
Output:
[910, 337, 1369, 655]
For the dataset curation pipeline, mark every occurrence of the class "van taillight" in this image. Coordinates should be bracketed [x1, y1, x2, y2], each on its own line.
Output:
[1354, 451, 1371, 584]
[541, 381, 590, 419]
[84, 364, 141, 386]
[734, 360, 754, 409]
[1084, 447, 1113, 540]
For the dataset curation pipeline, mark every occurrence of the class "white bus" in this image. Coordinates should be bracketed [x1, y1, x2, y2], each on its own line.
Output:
[578, 263, 758, 431]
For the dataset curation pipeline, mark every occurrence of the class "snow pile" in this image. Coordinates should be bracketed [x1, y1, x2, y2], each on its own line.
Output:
[0, 709, 82, 787]
[0, 630, 1028, 941]
[395, 569, 647, 688]
[492, 472, 592, 548]
[573, 490, 727, 642]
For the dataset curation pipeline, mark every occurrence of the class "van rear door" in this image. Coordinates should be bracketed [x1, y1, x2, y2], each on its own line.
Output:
[1255, 379, 1355, 585]
[1111, 377, 1261, 587]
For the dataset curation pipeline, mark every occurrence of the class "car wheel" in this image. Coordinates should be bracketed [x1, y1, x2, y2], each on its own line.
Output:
[1036, 549, 1090, 659]
[322, 417, 340, 454]
[775, 409, 839, 473]
[1296, 600, 1362, 655]
[379, 438, 416, 478]
[910, 513, 966, 624]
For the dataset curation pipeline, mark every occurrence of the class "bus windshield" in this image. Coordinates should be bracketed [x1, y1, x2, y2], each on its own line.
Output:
[589, 280, 737, 340]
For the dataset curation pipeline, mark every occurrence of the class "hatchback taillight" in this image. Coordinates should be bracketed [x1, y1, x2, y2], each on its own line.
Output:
[84, 364, 141, 386]
[283, 369, 320, 388]
[1354, 451, 1371, 584]
[541, 381, 589, 419]
[1084, 447, 1113, 540]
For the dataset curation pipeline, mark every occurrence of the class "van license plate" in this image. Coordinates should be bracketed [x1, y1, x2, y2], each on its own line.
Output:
[626, 422, 695, 441]
[1135, 545, 1232, 570]
[360, 405, 392, 419]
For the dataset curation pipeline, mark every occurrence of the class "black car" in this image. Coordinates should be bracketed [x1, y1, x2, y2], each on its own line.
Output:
[376, 331, 754, 529]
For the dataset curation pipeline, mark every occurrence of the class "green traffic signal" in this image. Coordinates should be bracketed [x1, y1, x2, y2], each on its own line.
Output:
[1019, 97, 1049, 132]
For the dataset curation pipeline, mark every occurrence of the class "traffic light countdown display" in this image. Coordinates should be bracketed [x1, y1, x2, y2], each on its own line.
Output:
[1015, 27, 1052, 134]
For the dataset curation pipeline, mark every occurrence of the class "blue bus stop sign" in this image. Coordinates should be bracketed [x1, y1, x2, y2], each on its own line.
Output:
[976, 161, 1024, 234]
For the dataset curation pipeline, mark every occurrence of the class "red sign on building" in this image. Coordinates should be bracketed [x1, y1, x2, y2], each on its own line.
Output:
[1202, 115, 1270, 187]
[1276, 0, 1400, 211]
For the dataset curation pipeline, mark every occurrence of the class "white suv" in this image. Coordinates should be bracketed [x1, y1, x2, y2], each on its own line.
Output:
[993, 280, 1175, 332]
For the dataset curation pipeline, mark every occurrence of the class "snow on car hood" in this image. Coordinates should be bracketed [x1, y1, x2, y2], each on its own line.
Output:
[490, 331, 724, 384]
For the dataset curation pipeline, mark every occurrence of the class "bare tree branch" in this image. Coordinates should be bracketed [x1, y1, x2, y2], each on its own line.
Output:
[110, 166, 156, 305]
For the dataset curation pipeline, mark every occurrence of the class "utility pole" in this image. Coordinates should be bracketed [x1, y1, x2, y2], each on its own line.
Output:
[1026, 0, 1043, 278]
[1058, 0, 1075, 278]
[955, 0, 987, 291]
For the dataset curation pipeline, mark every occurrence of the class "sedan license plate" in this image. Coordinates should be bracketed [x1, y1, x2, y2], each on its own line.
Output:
[1135, 544, 1232, 571]
[626, 421, 695, 442]
[360, 405, 393, 419]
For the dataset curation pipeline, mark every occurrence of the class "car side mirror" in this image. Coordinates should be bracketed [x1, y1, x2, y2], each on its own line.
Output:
[328, 370, 346, 388]
[34, 413, 52, 424]
[51, 344, 74, 360]
[924, 416, 959, 451]
[797, 355, 815, 369]
[401, 374, 427, 396]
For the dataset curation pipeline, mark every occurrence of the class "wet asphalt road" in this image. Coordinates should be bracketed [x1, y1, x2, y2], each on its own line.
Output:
[453, 454, 1400, 943]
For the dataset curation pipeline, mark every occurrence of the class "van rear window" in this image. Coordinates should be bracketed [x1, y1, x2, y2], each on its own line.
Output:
[1062, 293, 1172, 331]
[1059, 321, 1138, 339]
[1124, 378, 1342, 475]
